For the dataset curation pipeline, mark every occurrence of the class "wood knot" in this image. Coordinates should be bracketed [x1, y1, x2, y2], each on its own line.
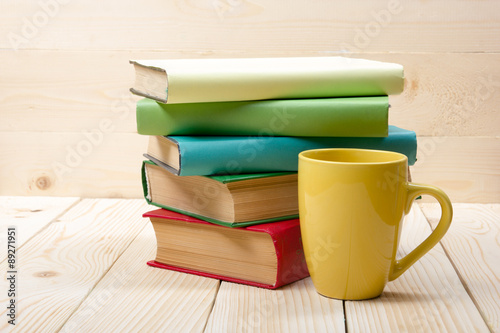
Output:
[34, 271, 59, 278]
[402, 77, 419, 103]
[35, 176, 52, 190]
[408, 77, 419, 92]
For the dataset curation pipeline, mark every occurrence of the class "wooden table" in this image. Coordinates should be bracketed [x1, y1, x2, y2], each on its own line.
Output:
[0, 197, 498, 332]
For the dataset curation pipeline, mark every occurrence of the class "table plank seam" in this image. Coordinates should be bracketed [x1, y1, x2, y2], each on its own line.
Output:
[342, 300, 348, 332]
[202, 280, 221, 333]
[2, 198, 494, 332]
[0, 198, 82, 266]
[419, 203, 493, 333]
[57, 216, 149, 333]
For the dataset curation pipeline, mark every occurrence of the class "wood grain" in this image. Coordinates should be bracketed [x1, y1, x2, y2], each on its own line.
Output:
[1, 51, 499, 137]
[345, 205, 489, 332]
[0, 2, 498, 201]
[205, 277, 345, 332]
[0, 0, 499, 52]
[411, 136, 500, 203]
[0, 198, 150, 332]
[2, 132, 498, 202]
[61, 222, 220, 333]
[0, 196, 78, 259]
[0, 198, 496, 331]
[420, 203, 500, 332]
[362, 53, 500, 138]
[0, 50, 141, 134]
[0, 132, 148, 198]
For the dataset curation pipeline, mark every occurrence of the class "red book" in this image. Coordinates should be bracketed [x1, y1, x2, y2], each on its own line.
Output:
[144, 208, 309, 289]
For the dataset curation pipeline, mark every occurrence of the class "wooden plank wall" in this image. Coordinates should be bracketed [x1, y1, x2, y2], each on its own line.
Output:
[0, 0, 499, 202]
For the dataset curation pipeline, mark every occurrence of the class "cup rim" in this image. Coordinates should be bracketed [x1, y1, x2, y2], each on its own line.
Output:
[299, 148, 408, 165]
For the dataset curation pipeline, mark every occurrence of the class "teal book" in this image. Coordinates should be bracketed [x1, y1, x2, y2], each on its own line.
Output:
[136, 96, 389, 137]
[145, 125, 417, 176]
[142, 160, 298, 227]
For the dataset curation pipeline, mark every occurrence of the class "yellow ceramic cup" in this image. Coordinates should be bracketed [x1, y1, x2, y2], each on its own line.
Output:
[298, 148, 452, 300]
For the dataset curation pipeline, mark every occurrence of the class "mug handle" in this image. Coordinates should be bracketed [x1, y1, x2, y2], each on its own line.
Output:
[388, 183, 453, 281]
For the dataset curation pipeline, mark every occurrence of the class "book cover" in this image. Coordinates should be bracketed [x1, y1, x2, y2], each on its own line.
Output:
[130, 56, 404, 104]
[144, 208, 309, 289]
[142, 160, 299, 227]
[136, 96, 389, 137]
[146, 125, 417, 176]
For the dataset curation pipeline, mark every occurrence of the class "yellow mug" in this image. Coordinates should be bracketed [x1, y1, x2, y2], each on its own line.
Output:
[298, 148, 452, 300]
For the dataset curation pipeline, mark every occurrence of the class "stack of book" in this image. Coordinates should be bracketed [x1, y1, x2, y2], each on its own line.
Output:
[129, 56, 417, 289]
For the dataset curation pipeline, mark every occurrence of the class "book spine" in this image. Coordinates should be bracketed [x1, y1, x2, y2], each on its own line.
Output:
[136, 97, 389, 137]
[141, 160, 153, 204]
[173, 126, 417, 176]
[265, 221, 310, 288]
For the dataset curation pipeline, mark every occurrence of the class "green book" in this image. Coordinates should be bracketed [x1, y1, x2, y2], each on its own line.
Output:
[130, 56, 404, 104]
[142, 160, 299, 227]
[136, 96, 389, 137]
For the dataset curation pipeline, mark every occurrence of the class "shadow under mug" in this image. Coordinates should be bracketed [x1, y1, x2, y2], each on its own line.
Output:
[298, 148, 453, 300]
